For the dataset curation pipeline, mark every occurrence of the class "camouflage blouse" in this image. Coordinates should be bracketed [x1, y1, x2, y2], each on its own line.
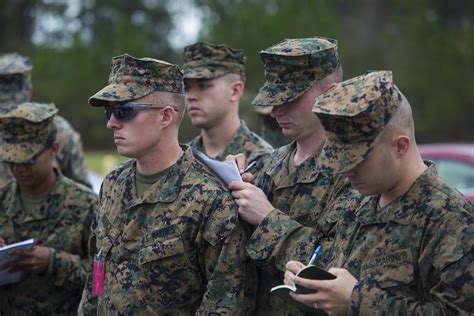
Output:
[0, 170, 97, 315]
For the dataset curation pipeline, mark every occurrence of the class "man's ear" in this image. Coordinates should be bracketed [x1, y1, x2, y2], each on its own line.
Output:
[229, 80, 244, 102]
[393, 135, 410, 157]
[160, 106, 176, 128]
[50, 141, 60, 155]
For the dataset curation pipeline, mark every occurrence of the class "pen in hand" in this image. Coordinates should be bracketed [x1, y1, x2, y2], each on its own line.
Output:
[307, 245, 322, 266]
[241, 161, 257, 174]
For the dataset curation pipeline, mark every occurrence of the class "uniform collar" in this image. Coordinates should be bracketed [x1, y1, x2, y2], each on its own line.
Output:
[265, 141, 324, 190]
[124, 145, 192, 208]
[357, 162, 437, 226]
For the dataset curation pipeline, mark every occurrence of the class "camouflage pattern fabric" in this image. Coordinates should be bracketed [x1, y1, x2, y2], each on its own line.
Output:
[79, 146, 256, 315]
[0, 102, 58, 164]
[182, 41, 246, 79]
[246, 142, 348, 316]
[0, 170, 97, 315]
[316, 163, 473, 314]
[313, 70, 401, 173]
[0, 53, 91, 187]
[188, 120, 273, 163]
[89, 54, 184, 107]
[252, 37, 340, 108]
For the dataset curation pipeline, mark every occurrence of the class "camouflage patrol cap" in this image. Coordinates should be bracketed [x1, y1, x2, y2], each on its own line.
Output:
[252, 37, 340, 108]
[89, 54, 184, 107]
[182, 42, 246, 79]
[313, 71, 402, 173]
[0, 102, 58, 164]
[0, 53, 33, 107]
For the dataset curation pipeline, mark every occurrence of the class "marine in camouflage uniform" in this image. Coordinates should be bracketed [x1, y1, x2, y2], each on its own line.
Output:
[183, 42, 273, 163]
[280, 71, 473, 314]
[229, 37, 345, 316]
[79, 54, 255, 315]
[0, 53, 91, 188]
[0, 102, 97, 315]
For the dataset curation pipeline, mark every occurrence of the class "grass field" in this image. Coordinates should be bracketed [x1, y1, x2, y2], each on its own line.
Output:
[85, 152, 129, 175]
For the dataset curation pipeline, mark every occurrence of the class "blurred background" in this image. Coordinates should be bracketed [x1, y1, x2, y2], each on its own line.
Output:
[1, 0, 473, 178]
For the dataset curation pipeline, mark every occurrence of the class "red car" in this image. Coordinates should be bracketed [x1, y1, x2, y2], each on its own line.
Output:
[419, 143, 474, 203]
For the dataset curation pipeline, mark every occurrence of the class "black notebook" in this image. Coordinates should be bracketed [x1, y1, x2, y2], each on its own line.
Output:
[270, 265, 336, 315]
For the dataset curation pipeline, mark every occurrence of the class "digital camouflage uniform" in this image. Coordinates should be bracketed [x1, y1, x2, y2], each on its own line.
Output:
[189, 119, 273, 162]
[312, 71, 473, 314]
[251, 71, 473, 314]
[245, 37, 343, 316]
[0, 102, 97, 315]
[80, 54, 255, 315]
[0, 53, 91, 188]
[183, 42, 273, 164]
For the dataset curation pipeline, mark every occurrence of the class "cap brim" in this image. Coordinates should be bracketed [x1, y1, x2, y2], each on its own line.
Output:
[183, 67, 228, 79]
[88, 82, 154, 107]
[252, 80, 313, 107]
[0, 142, 44, 164]
[318, 134, 377, 174]
[253, 105, 273, 115]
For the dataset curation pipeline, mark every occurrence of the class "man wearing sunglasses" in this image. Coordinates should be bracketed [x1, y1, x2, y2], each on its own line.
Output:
[79, 54, 255, 315]
[0, 53, 91, 188]
[0, 102, 97, 314]
[183, 42, 273, 163]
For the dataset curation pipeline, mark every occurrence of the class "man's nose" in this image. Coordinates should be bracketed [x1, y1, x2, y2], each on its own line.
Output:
[106, 113, 121, 129]
[270, 105, 285, 117]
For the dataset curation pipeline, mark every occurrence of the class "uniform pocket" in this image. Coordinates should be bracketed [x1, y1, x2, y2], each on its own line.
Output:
[138, 236, 185, 265]
[360, 248, 414, 288]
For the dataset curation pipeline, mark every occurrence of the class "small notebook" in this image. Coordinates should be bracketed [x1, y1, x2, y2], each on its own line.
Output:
[271, 265, 336, 315]
[192, 148, 242, 185]
[0, 238, 35, 286]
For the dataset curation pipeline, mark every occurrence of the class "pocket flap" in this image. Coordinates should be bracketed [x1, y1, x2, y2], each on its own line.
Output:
[138, 236, 185, 265]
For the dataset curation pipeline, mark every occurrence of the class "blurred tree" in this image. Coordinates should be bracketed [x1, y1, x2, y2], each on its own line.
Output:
[0, 0, 472, 148]
[1, 0, 181, 149]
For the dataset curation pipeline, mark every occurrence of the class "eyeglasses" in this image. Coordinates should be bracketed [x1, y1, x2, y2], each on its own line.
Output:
[105, 102, 179, 122]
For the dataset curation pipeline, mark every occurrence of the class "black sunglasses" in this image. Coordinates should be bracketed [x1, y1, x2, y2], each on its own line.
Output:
[105, 102, 178, 122]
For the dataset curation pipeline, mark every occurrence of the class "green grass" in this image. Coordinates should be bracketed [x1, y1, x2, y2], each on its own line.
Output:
[85, 152, 129, 175]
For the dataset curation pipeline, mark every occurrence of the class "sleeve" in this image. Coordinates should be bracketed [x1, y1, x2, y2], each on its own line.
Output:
[196, 193, 257, 315]
[349, 216, 474, 315]
[246, 208, 322, 272]
[45, 192, 96, 291]
[245, 176, 352, 273]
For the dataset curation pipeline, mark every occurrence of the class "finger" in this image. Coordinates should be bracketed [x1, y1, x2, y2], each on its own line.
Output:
[241, 172, 255, 183]
[284, 270, 296, 286]
[235, 153, 248, 172]
[292, 275, 328, 291]
[286, 260, 305, 274]
[229, 180, 246, 190]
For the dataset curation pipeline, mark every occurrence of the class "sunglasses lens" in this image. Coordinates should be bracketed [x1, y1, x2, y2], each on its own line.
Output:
[105, 105, 138, 122]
